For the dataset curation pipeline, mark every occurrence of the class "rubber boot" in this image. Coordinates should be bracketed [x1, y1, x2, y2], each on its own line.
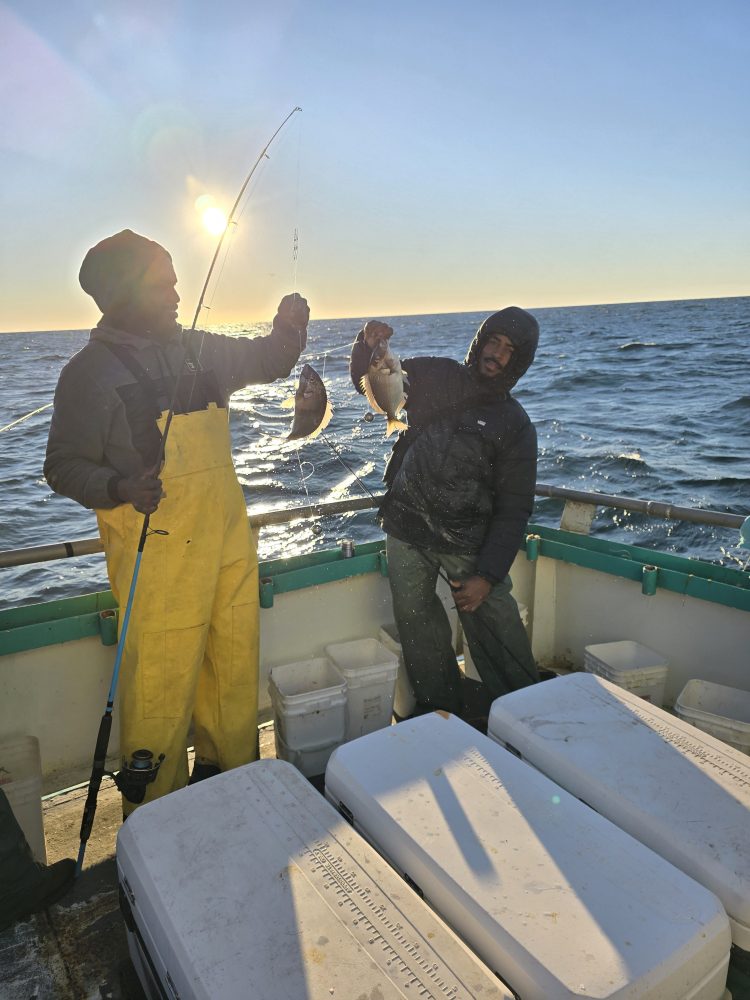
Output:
[0, 788, 75, 932]
[188, 760, 221, 785]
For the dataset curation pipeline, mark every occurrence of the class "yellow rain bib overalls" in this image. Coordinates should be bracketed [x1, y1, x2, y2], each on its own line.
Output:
[96, 402, 259, 815]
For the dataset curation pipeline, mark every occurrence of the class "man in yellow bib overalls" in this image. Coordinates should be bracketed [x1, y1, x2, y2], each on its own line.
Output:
[45, 230, 309, 814]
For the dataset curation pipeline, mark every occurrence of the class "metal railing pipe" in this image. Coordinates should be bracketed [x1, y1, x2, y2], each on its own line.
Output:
[534, 483, 745, 529]
[0, 486, 745, 569]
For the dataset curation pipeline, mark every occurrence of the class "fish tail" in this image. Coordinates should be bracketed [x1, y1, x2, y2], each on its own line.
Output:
[385, 417, 409, 438]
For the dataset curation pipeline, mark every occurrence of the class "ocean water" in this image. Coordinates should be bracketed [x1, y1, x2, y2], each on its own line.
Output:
[1, 297, 748, 610]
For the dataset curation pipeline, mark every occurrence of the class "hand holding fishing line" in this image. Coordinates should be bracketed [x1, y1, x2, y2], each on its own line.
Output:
[276, 292, 310, 340]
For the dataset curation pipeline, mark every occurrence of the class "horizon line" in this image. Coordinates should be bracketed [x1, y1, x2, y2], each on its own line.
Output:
[2, 292, 748, 335]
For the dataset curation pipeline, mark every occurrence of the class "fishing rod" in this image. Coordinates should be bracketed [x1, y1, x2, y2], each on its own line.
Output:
[75, 106, 302, 876]
[0, 402, 53, 435]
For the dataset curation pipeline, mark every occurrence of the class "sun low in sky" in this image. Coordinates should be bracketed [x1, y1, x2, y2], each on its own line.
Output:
[1, 1, 748, 333]
[195, 195, 229, 238]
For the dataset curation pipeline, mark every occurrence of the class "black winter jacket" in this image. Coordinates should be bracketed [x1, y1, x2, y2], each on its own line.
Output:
[355, 307, 539, 583]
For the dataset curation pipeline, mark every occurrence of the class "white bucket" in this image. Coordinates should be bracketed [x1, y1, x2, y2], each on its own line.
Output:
[268, 657, 347, 752]
[0, 734, 46, 863]
[674, 679, 750, 754]
[274, 731, 341, 778]
[378, 623, 416, 720]
[325, 638, 399, 740]
[584, 640, 668, 707]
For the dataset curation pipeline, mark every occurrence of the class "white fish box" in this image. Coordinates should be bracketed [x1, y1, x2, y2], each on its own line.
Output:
[325, 713, 731, 1000]
[487, 672, 750, 949]
[674, 678, 750, 755]
[325, 637, 398, 739]
[117, 759, 512, 1000]
[584, 639, 668, 706]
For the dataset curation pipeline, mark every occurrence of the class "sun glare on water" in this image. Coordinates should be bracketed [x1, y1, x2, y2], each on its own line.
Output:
[195, 194, 228, 236]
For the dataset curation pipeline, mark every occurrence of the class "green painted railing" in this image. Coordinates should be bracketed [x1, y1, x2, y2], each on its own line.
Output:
[524, 526, 750, 612]
[258, 540, 388, 607]
[2, 526, 748, 657]
[0, 591, 118, 656]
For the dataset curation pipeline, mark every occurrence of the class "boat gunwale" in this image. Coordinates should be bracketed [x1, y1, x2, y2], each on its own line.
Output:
[2, 520, 749, 657]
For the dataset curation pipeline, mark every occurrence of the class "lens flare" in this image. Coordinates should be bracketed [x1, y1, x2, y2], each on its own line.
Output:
[194, 194, 228, 236]
[201, 205, 228, 236]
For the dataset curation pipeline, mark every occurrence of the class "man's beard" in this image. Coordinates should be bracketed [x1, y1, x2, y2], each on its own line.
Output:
[102, 303, 179, 341]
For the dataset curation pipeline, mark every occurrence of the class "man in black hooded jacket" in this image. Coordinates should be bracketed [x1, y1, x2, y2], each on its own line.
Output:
[350, 307, 540, 717]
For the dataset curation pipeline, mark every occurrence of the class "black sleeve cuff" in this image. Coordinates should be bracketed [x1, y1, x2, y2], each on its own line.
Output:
[107, 475, 124, 503]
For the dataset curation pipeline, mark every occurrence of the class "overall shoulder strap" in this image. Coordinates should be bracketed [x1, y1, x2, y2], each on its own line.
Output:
[97, 340, 162, 414]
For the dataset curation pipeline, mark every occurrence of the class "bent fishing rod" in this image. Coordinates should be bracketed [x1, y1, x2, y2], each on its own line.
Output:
[76, 106, 302, 875]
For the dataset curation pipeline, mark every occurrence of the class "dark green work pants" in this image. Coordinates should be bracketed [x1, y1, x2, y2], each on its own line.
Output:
[385, 534, 539, 715]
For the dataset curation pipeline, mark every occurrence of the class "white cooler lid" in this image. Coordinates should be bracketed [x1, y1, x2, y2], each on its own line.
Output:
[487, 672, 750, 948]
[326, 712, 730, 1000]
[117, 758, 511, 1000]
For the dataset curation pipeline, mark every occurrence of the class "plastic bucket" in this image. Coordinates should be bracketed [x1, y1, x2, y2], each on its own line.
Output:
[378, 623, 416, 720]
[325, 638, 399, 740]
[268, 657, 347, 751]
[274, 731, 341, 778]
[0, 734, 46, 863]
[674, 679, 750, 754]
[584, 640, 669, 707]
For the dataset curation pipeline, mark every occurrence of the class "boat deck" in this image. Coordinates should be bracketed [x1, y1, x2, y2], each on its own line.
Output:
[2, 720, 750, 1000]
[0, 728, 278, 999]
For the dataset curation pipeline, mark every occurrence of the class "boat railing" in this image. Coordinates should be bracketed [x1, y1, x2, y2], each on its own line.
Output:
[0, 484, 745, 570]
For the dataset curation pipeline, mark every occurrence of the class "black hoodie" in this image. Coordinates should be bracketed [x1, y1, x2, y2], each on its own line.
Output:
[377, 307, 539, 583]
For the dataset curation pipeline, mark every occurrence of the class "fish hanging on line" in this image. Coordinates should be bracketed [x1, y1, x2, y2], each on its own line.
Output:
[360, 340, 408, 438]
[282, 364, 333, 441]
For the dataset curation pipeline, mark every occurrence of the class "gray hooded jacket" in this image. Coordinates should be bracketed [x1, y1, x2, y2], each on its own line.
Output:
[45, 319, 303, 509]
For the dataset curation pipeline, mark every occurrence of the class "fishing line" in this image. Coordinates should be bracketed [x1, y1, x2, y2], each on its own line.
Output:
[432, 564, 539, 683]
[292, 113, 302, 294]
[320, 432, 377, 501]
[0, 402, 52, 434]
[185, 106, 302, 401]
[295, 449, 315, 515]
[199, 219, 239, 323]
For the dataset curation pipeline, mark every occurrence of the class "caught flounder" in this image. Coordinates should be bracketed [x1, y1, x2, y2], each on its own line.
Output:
[284, 364, 333, 441]
[360, 341, 408, 438]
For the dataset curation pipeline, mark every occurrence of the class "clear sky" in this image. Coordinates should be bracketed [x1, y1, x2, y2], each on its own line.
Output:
[1, 0, 748, 332]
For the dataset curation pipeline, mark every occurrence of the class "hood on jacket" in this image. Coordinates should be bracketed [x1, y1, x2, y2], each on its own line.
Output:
[464, 306, 539, 390]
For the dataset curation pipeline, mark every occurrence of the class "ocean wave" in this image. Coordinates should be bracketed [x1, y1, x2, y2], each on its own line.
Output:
[675, 475, 750, 488]
[720, 395, 750, 411]
[2, 298, 749, 605]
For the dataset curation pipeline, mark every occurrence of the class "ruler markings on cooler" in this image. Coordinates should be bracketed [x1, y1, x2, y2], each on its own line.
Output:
[625, 700, 750, 790]
[301, 837, 461, 999]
